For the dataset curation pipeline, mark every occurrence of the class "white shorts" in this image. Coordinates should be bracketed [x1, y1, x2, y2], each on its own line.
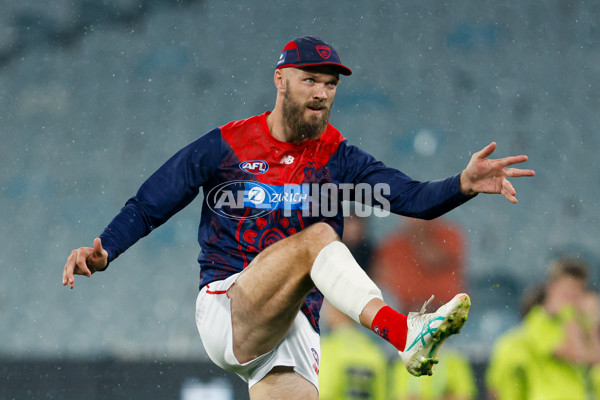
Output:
[195, 272, 321, 390]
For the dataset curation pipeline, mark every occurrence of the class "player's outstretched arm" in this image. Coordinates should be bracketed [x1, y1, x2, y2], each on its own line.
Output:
[62, 237, 108, 289]
[459, 142, 535, 203]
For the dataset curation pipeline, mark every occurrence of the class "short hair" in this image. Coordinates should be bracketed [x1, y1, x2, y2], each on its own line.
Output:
[547, 257, 589, 283]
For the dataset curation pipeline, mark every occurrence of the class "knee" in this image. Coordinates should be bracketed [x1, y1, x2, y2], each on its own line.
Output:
[300, 222, 340, 259]
[304, 222, 339, 246]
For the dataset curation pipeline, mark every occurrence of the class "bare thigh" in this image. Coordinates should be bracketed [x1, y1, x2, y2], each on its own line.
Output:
[249, 367, 318, 400]
[228, 222, 338, 363]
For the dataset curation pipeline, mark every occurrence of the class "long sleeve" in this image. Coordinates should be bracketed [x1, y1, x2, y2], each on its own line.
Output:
[332, 142, 474, 219]
[100, 128, 222, 263]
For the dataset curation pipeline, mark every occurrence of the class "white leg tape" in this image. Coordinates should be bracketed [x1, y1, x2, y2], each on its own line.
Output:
[310, 241, 383, 323]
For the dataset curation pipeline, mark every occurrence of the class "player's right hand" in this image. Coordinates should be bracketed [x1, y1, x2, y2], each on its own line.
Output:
[62, 237, 108, 289]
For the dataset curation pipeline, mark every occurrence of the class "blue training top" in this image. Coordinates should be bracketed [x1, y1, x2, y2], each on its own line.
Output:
[99, 111, 472, 333]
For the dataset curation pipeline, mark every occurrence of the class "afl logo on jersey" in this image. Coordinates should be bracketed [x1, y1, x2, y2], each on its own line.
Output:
[240, 160, 269, 175]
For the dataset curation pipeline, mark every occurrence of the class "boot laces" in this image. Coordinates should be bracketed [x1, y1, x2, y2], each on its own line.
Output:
[418, 295, 435, 315]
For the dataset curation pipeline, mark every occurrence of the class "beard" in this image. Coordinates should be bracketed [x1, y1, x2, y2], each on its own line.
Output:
[282, 86, 331, 142]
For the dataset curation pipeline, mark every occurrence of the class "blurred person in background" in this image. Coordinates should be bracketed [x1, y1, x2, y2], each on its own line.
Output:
[341, 211, 375, 274]
[390, 346, 477, 400]
[373, 217, 467, 310]
[377, 217, 475, 400]
[582, 290, 600, 399]
[485, 284, 545, 400]
[319, 301, 388, 400]
[486, 257, 600, 400]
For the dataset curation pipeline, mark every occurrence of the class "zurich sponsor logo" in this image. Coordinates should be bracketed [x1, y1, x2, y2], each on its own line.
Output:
[206, 180, 278, 220]
[247, 186, 267, 205]
[240, 160, 269, 175]
[206, 180, 311, 220]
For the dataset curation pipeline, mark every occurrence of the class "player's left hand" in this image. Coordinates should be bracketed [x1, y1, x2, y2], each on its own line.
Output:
[460, 142, 535, 203]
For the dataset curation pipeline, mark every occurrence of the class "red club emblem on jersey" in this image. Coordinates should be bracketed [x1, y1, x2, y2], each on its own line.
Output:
[315, 45, 331, 59]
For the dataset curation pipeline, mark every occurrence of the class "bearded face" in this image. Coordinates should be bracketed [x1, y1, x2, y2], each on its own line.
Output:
[282, 79, 332, 142]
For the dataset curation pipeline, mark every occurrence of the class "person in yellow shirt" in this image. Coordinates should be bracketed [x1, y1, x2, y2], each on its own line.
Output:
[486, 258, 600, 400]
[486, 325, 530, 400]
[592, 364, 600, 400]
[520, 304, 590, 399]
[486, 284, 545, 400]
[581, 290, 600, 399]
[319, 301, 388, 400]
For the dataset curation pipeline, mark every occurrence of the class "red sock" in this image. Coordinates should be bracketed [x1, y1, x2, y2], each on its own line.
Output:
[371, 306, 408, 351]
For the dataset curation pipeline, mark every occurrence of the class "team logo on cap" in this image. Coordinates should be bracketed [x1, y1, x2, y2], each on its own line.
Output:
[315, 45, 331, 59]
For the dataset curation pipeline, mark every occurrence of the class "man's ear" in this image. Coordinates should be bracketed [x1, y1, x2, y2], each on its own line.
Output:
[274, 69, 286, 92]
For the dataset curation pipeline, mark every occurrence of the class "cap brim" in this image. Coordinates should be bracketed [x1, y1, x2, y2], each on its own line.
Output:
[277, 62, 352, 76]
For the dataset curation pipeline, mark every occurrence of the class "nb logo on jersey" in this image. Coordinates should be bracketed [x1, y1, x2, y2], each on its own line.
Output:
[280, 155, 295, 165]
[240, 160, 269, 175]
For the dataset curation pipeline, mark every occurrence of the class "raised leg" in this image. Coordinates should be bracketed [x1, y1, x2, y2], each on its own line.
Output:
[227, 222, 339, 363]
